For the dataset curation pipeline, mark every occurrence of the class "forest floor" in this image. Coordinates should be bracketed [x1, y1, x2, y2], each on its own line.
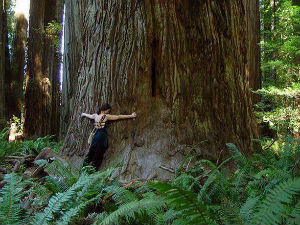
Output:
[0, 129, 299, 225]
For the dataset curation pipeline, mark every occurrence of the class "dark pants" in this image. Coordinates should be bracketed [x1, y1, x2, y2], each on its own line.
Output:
[83, 129, 108, 170]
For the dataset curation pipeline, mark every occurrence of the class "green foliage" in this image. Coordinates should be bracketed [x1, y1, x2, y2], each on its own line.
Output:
[0, 173, 24, 225]
[96, 198, 165, 225]
[259, 0, 300, 138]
[252, 177, 300, 225]
[0, 127, 62, 166]
[5, 0, 16, 48]
[0, 132, 299, 225]
[149, 182, 216, 225]
[31, 166, 115, 225]
[7, 115, 23, 134]
[44, 20, 63, 53]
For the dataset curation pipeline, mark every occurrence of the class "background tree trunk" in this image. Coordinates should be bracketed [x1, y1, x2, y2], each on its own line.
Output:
[8, 13, 28, 119]
[244, 0, 261, 103]
[60, 0, 84, 139]
[3, 0, 12, 120]
[0, 0, 5, 125]
[262, 0, 272, 81]
[61, 0, 259, 181]
[24, 0, 63, 139]
[24, 0, 47, 138]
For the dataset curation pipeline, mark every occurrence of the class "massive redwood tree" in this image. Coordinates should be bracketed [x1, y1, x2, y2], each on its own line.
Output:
[0, 0, 12, 124]
[61, 0, 260, 181]
[24, 0, 63, 138]
[6, 13, 28, 119]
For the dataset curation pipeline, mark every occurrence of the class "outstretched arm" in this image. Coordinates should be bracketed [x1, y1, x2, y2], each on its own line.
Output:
[106, 112, 136, 121]
[81, 113, 96, 119]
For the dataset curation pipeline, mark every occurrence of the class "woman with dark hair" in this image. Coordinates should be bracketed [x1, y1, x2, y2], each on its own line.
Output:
[81, 103, 136, 169]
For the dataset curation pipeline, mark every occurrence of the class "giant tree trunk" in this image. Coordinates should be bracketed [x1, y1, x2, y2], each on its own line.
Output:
[3, 0, 12, 120]
[61, 0, 259, 181]
[24, 0, 48, 138]
[1, 0, 12, 125]
[7, 13, 28, 119]
[24, 0, 63, 138]
[0, 0, 5, 124]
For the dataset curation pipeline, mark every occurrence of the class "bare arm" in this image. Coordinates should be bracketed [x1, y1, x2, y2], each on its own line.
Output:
[106, 112, 136, 121]
[81, 113, 96, 119]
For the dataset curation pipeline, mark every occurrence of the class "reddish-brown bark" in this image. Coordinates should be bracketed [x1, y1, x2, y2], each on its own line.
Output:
[24, 0, 63, 138]
[61, 0, 259, 181]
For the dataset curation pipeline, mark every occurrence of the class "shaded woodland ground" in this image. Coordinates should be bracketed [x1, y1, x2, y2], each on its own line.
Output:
[0, 0, 300, 224]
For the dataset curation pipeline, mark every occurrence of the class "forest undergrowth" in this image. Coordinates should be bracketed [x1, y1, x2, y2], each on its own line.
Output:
[0, 127, 299, 225]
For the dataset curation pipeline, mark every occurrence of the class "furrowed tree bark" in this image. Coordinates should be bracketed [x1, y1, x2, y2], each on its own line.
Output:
[1, 0, 13, 126]
[3, 0, 12, 121]
[60, 0, 84, 139]
[8, 13, 28, 119]
[43, 0, 64, 139]
[61, 0, 259, 181]
[24, 0, 47, 138]
[24, 0, 63, 139]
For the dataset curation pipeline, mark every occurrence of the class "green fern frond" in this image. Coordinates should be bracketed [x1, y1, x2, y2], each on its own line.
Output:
[286, 200, 300, 225]
[154, 209, 180, 225]
[56, 193, 104, 225]
[104, 185, 138, 205]
[239, 196, 259, 224]
[172, 173, 200, 190]
[149, 181, 217, 225]
[0, 173, 24, 225]
[226, 143, 248, 168]
[96, 198, 165, 225]
[44, 175, 69, 193]
[44, 159, 79, 188]
[76, 168, 115, 201]
[92, 212, 109, 225]
[251, 177, 300, 225]
[31, 172, 92, 225]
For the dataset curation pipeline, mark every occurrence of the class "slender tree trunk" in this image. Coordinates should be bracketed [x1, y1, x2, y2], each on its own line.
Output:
[24, 0, 63, 138]
[51, 0, 64, 139]
[61, 0, 259, 181]
[8, 14, 28, 119]
[0, 0, 5, 125]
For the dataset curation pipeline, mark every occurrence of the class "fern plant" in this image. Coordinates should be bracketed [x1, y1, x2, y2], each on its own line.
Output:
[30, 167, 116, 225]
[251, 177, 300, 225]
[94, 198, 165, 225]
[0, 173, 24, 225]
[149, 181, 217, 225]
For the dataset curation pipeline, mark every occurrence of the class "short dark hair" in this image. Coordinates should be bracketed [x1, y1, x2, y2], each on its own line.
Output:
[97, 103, 112, 114]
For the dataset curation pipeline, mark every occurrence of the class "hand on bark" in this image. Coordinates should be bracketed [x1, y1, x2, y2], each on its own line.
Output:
[132, 112, 137, 118]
